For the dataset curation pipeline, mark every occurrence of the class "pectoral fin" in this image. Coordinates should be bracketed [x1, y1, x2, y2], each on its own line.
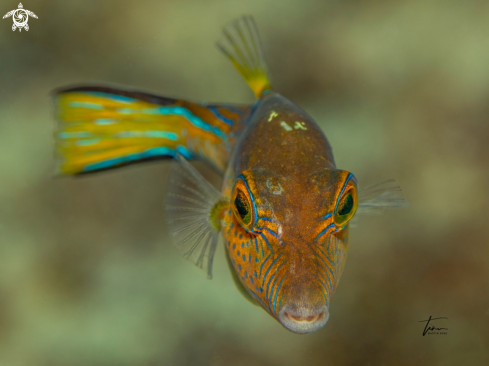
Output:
[357, 179, 409, 215]
[164, 154, 228, 279]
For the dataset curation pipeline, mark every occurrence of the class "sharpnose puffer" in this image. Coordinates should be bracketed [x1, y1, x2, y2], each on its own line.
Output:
[53, 15, 407, 334]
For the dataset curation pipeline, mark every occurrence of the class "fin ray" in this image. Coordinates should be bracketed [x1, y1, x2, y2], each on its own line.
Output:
[164, 154, 227, 279]
[217, 15, 271, 98]
[357, 179, 409, 215]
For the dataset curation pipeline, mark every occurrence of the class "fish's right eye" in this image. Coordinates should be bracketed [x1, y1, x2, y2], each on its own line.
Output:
[231, 176, 256, 231]
[234, 190, 251, 224]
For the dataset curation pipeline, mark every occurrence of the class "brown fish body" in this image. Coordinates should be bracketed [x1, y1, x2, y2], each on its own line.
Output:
[221, 92, 354, 333]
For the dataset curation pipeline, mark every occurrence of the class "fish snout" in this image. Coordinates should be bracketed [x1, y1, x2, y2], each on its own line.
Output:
[278, 304, 329, 334]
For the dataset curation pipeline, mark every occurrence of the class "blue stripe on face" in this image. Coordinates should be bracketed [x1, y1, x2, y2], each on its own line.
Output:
[256, 227, 278, 238]
[316, 223, 335, 241]
[318, 272, 333, 303]
[316, 246, 335, 280]
[266, 259, 286, 300]
[318, 265, 334, 294]
[258, 237, 265, 257]
[278, 293, 285, 311]
[273, 274, 287, 314]
[312, 247, 334, 292]
[317, 244, 334, 267]
[259, 253, 272, 279]
[262, 253, 283, 285]
[321, 212, 332, 220]
[208, 106, 234, 125]
[259, 233, 273, 252]
[316, 275, 329, 303]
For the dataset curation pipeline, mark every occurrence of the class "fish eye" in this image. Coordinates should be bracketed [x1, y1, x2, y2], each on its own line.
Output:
[338, 193, 353, 216]
[231, 177, 256, 231]
[234, 190, 251, 225]
[334, 187, 358, 226]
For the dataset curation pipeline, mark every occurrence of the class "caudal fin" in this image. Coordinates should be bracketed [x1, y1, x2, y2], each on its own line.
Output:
[217, 15, 272, 98]
[53, 85, 248, 174]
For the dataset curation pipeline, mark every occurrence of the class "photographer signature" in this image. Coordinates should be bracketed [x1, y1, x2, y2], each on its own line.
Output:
[418, 316, 448, 336]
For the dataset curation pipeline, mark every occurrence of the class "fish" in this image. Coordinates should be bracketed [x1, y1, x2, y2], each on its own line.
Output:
[53, 15, 408, 334]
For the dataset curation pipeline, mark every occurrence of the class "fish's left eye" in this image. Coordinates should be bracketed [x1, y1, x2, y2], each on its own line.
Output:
[334, 186, 358, 226]
[231, 177, 256, 231]
[338, 193, 353, 216]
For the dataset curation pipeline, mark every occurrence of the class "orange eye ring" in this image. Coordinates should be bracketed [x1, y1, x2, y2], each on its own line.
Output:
[231, 175, 257, 231]
[334, 174, 358, 227]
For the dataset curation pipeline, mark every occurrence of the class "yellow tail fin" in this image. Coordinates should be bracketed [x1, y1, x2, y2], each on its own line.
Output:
[217, 15, 272, 98]
[53, 86, 248, 174]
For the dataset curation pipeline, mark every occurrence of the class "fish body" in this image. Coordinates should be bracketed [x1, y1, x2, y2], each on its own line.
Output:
[53, 16, 407, 334]
[221, 91, 354, 333]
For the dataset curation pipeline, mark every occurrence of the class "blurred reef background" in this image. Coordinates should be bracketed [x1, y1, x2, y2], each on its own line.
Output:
[0, 0, 489, 365]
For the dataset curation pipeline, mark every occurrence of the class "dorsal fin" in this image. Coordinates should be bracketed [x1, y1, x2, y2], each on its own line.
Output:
[217, 15, 272, 98]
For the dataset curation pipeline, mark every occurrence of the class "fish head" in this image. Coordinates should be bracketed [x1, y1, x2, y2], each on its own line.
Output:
[223, 165, 358, 334]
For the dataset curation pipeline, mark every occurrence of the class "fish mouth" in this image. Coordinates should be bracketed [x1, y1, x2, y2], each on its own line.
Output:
[278, 305, 330, 334]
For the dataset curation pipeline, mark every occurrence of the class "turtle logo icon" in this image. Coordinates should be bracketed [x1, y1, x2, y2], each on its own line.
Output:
[3, 3, 38, 32]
